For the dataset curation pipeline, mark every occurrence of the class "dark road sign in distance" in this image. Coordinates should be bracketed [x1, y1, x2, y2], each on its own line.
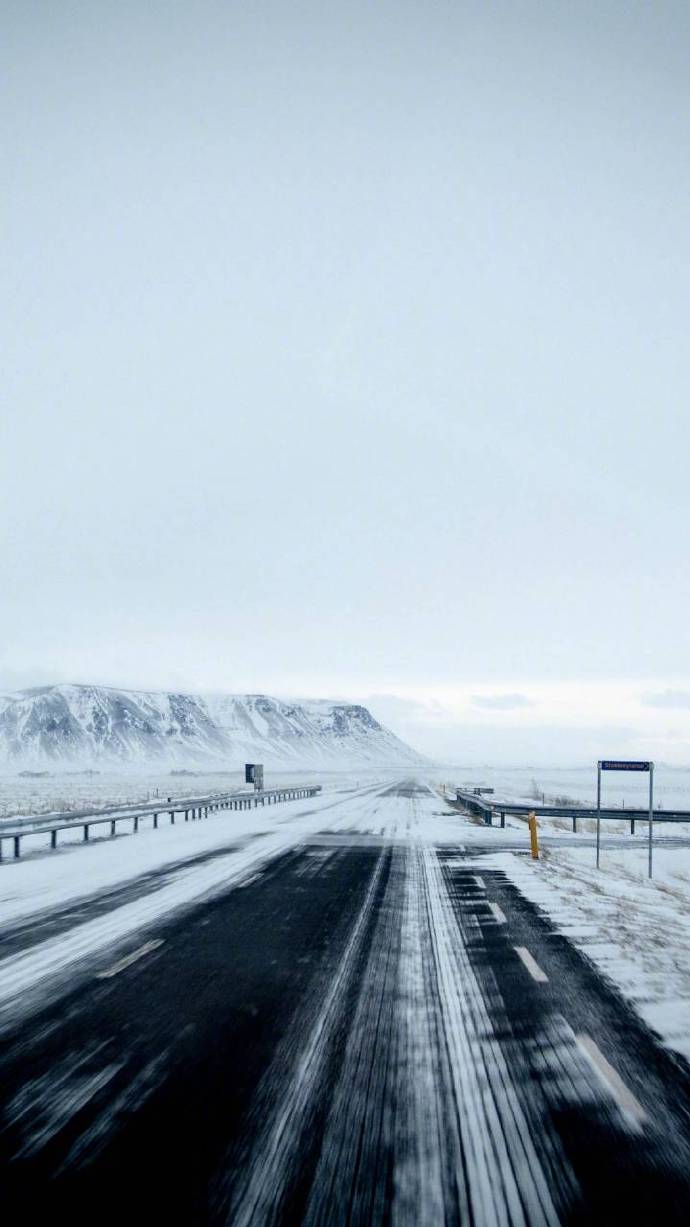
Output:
[599, 760, 652, 772]
[245, 763, 264, 789]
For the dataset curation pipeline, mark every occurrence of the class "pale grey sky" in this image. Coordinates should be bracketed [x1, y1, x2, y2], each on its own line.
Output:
[2, 2, 690, 762]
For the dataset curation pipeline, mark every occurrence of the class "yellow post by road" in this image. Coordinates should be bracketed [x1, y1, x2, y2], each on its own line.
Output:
[528, 811, 539, 859]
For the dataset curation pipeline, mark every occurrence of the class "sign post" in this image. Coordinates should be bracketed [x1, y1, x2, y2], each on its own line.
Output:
[596, 762, 602, 869]
[597, 760, 654, 878]
[643, 760, 648, 878]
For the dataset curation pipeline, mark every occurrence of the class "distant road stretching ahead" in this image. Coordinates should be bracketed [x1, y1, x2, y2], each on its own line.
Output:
[1, 780, 690, 1225]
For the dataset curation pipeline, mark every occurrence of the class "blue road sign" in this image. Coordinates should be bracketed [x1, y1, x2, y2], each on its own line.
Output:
[599, 760, 652, 772]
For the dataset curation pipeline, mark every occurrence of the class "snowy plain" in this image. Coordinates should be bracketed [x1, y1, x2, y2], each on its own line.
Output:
[447, 763, 690, 811]
[0, 767, 375, 819]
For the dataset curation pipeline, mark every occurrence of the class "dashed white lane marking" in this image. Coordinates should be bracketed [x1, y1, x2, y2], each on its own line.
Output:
[489, 902, 507, 924]
[575, 1033, 647, 1128]
[96, 939, 164, 980]
[473, 875, 486, 889]
[514, 946, 549, 983]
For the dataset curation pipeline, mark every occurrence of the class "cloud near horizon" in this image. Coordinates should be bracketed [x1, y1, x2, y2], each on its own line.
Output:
[471, 693, 535, 711]
[641, 691, 690, 710]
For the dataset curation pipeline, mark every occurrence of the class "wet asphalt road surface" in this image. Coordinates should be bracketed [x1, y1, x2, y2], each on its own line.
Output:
[2, 781, 690, 1226]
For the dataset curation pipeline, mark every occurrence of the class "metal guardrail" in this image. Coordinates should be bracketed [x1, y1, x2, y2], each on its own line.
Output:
[0, 788, 238, 833]
[453, 788, 690, 833]
[0, 785, 321, 862]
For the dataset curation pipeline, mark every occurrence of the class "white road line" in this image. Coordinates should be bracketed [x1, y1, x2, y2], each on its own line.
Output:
[473, 875, 485, 889]
[96, 939, 164, 980]
[514, 946, 549, 983]
[489, 902, 506, 924]
[575, 1034, 647, 1127]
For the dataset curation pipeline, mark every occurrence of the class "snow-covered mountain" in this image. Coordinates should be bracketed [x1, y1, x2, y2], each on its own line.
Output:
[0, 684, 426, 770]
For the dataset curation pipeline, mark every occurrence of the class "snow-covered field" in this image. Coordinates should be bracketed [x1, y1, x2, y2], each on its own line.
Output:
[445, 764, 690, 839]
[447, 764, 690, 811]
[0, 767, 389, 819]
[15, 761, 690, 825]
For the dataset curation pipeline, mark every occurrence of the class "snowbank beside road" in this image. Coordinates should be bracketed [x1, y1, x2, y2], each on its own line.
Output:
[482, 846, 690, 1063]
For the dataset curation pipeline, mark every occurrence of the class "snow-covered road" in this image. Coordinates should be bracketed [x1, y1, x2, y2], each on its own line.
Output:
[2, 779, 690, 1224]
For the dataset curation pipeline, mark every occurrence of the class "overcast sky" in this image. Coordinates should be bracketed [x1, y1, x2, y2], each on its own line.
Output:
[3, 2, 690, 763]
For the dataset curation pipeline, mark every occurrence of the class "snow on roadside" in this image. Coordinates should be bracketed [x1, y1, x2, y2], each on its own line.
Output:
[479, 845, 690, 1063]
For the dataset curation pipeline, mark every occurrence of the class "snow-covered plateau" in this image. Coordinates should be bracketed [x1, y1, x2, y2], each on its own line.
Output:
[0, 683, 426, 771]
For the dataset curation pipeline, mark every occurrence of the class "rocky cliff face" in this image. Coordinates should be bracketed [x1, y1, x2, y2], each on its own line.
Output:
[0, 684, 426, 769]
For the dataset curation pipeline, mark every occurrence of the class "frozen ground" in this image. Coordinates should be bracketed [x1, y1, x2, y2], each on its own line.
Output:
[444, 765, 690, 840]
[446, 763, 690, 811]
[0, 767, 389, 819]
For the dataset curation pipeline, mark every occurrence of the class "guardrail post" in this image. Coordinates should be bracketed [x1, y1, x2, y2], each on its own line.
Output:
[83, 824, 89, 842]
[170, 810, 175, 825]
[630, 817, 635, 835]
[153, 812, 158, 829]
[134, 815, 139, 832]
[51, 830, 57, 849]
[572, 815, 577, 833]
[110, 819, 116, 837]
[14, 835, 21, 859]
